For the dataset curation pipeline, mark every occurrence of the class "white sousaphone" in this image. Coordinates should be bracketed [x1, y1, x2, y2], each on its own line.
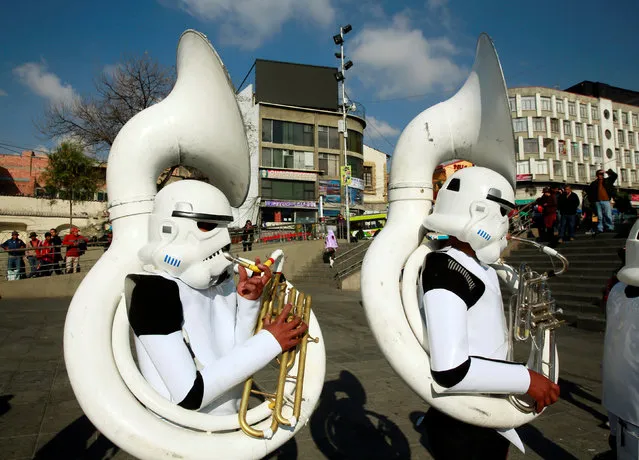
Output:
[361, 33, 559, 429]
[64, 30, 325, 460]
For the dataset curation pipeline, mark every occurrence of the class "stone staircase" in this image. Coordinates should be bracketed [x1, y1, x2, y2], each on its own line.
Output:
[503, 232, 626, 331]
[292, 241, 364, 287]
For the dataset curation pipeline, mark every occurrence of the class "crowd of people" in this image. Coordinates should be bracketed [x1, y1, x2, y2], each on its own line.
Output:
[0, 226, 96, 280]
[533, 168, 624, 243]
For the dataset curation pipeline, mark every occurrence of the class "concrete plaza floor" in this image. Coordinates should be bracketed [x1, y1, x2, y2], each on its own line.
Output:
[0, 282, 611, 459]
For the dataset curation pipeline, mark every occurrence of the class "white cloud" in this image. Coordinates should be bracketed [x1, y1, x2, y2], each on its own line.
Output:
[367, 116, 400, 139]
[350, 14, 466, 98]
[426, 0, 452, 30]
[0, 89, 7, 96]
[168, 0, 336, 49]
[13, 62, 78, 106]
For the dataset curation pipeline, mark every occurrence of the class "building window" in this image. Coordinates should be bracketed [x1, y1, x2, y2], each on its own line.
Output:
[508, 97, 516, 111]
[556, 100, 564, 113]
[614, 111, 618, 123]
[577, 163, 585, 179]
[635, 151, 639, 165]
[262, 119, 314, 147]
[563, 121, 572, 136]
[550, 118, 559, 133]
[583, 144, 590, 159]
[544, 138, 555, 153]
[521, 96, 536, 111]
[318, 126, 340, 149]
[622, 112, 629, 125]
[523, 139, 538, 154]
[536, 161, 548, 175]
[618, 130, 625, 146]
[261, 148, 314, 170]
[625, 150, 631, 164]
[533, 117, 546, 131]
[318, 153, 339, 177]
[622, 169, 628, 182]
[540, 97, 552, 111]
[591, 106, 599, 120]
[512, 118, 527, 132]
[568, 102, 576, 116]
[558, 140, 566, 155]
[632, 170, 637, 182]
[97, 191, 108, 202]
[630, 132, 635, 147]
[579, 104, 588, 119]
[575, 123, 583, 137]
[566, 162, 574, 177]
[633, 114, 638, 127]
[572, 142, 579, 156]
[347, 155, 364, 177]
[261, 179, 315, 200]
[553, 160, 562, 176]
[589, 165, 598, 178]
[346, 130, 363, 154]
[363, 165, 374, 191]
[587, 124, 595, 139]
[516, 161, 530, 175]
[594, 145, 602, 160]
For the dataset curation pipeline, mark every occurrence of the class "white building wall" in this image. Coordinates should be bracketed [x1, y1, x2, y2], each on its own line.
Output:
[362, 145, 388, 212]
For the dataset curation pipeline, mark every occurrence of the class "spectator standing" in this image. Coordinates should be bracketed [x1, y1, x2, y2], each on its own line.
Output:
[36, 232, 55, 277]
[324, 229, 339, 268]
[25, 232, 41, 278]
[49, 228, 63, 274]
[1, 231, 26, 280]
[536, 187, 558, 242]
[63, 227, 89, 274]
[587, 169, 618, 233]
[558, 185, 580, 242]
[241, 220, 254, 252]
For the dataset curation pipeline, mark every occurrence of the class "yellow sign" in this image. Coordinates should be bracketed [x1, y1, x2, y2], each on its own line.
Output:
[340, 165, 352, 186]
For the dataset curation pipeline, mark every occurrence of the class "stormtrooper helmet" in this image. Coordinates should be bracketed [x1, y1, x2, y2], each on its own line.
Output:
[139, 180, 233, 289]
[423, 166, 515, 264]
[617, 219, 639, 287]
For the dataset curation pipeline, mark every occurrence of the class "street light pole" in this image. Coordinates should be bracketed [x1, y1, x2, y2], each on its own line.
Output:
[339, 26, 351, 242]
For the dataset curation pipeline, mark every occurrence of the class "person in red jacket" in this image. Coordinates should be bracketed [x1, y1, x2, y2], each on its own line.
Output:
[62, 227, 89, 274]
[36, 232, 56, 277]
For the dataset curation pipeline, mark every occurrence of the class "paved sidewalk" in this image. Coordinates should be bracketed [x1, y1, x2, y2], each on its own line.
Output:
[0, 284, 611, 459]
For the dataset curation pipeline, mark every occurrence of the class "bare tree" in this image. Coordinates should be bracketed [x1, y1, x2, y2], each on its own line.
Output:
[39, 53, 175, 156]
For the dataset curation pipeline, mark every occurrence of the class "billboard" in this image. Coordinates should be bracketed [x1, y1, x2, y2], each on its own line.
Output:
[320, 179, 341, 203]
[255, 60, 339, 111]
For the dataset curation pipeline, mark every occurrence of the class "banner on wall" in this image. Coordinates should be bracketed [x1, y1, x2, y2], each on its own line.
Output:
[516, 174, 532, 181]
[340, 165, 352, 186]
[350, 177, 365, 190]
[263, 200, 317, 209]
[319, 179, 341, 203]
[260, 169, 317, 181]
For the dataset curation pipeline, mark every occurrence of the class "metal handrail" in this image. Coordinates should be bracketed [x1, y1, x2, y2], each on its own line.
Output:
[334, 240, 371, 261]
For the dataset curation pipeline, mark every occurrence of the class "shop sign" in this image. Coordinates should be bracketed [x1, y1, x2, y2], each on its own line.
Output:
[516, 174, 532, 181]
[263, 200, 317, 209]
[260, 169, 316, 181]
[350, 177, 365, 190]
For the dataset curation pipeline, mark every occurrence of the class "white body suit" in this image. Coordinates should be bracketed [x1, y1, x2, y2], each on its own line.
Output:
[603, 282, 639, 459]
[126, 272, 281, 414]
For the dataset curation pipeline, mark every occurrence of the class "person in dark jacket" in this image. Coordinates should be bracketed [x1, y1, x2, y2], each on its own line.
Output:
[536, 187, 558, 242]
[587, 169, 618, 233]
[241, 220, 254, 252]
[557, 185, 580, 242]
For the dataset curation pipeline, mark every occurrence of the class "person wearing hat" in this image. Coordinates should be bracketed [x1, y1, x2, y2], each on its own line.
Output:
[25, 232, 41, 278]
[587, 168, 618, 233]
[1, 231, 26, 280]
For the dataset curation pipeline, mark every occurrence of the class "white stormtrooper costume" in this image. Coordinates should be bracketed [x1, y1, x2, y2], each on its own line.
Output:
[125, 180, 281, 415]
[603, 219, 639, 460]
[419, 167, 530, 453]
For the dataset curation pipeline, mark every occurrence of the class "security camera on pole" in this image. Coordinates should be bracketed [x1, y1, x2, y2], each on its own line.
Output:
[334, 24, 353, 242]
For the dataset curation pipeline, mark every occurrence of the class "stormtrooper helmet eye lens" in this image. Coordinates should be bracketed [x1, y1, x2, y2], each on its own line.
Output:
[500, 207, 508, 217]
[197, 222, 218, 232]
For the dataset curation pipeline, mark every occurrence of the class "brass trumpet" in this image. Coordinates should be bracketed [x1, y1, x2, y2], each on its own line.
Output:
[225, 251, 316, 439]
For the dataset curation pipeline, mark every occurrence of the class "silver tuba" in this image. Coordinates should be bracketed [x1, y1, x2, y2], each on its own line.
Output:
[361, 33, 561, 429]
[64, 30, 325, 460]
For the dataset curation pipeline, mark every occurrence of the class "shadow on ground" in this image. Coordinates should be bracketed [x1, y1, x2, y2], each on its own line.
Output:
[309, 370, 411, 459]
[33, 415, 119, 460]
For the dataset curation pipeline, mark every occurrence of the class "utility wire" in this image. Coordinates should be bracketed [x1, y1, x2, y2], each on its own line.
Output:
[0, 140, 50, 155]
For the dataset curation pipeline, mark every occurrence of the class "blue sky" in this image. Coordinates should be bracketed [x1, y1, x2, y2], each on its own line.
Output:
[1, 0, 638, 156]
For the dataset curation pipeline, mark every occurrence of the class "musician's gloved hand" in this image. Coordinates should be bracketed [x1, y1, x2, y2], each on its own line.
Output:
[263, 303, 308, 352]
[527, 370, 560, 412]
[237, 257, 272, 300]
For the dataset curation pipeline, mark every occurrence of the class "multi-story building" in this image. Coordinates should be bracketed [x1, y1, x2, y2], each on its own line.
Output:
[361, 145, 389, 213]
[236, 59, 367, 226]
[507, 81, 639, 205]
